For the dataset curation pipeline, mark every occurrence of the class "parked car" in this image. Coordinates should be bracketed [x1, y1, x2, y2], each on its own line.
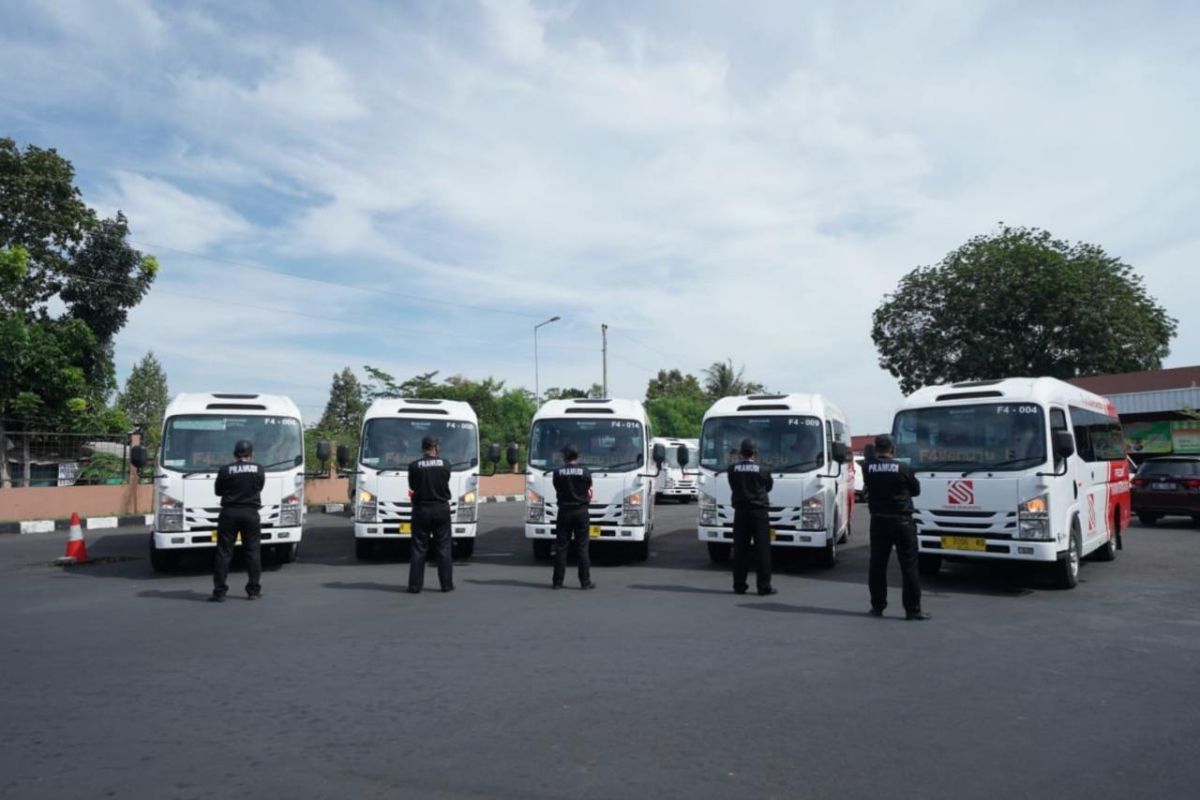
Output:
[1131, 457, 1200, 525]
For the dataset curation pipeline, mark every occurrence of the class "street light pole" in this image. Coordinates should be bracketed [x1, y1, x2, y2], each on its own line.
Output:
[601, 323, 608, 399]
[534, 315, 561, 406]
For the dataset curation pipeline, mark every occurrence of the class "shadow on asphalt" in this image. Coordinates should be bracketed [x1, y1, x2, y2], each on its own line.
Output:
[137, 589, 211, 602]
[737, 601, 887, 619]
[465, 578, 555, 590]
[323, 580, 407, 593]
[627, 583, 731, 596]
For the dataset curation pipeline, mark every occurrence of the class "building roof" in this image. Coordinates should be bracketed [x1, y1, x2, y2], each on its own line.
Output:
[1069, 366, 1200, 396]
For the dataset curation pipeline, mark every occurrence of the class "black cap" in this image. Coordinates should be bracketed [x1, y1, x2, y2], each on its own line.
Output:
[233, 439, 254, 458]
[421, 435, 439, 451]
[740, 438, 757, 457]
[874, 434, 895, 452]
[562, 444, 579, 461]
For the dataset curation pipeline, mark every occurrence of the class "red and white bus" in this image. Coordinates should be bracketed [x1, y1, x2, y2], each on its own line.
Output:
[891, 377, 1130, 589]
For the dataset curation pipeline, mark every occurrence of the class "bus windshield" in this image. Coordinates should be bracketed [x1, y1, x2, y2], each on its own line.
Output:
[892, 403, 1047, 471]
[162, 415, 303, 473]
[529, 418, 645, 472]
[700, 416, 824, 472]
[360, 418, 478, 471]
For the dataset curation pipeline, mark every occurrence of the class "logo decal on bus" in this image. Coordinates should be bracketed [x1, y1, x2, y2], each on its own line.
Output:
[947, 479, 975, 506]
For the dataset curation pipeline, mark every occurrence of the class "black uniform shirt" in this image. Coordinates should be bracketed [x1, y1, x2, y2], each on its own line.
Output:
[864, 456, 921, 516]
[215, 459, 265, 509]
[553, 463, 593, 509]
[408, 456, 452, 504]
[727, 459, 774, 510]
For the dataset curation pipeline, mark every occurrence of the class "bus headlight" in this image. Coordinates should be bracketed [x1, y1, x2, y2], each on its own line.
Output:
[699, 492, 719, 526]
[156, 492, 184, 532]
[280, 493, 301, 527]
[801, 495, 825, 531]
[1018, 493, 1051, 540]
[356, 489, 378, 523]
[457, 491, 478, 523]
[622, 490, 645, 525]
[526, 489, 545, 523]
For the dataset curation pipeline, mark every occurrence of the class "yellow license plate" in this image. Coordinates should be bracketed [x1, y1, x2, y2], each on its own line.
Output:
[210, 531, 242, 544]
[588, 526, 602, 538]
[941, 535, 986, 552]
[399, 522, 412, 535]
[770, 529, 777, 541]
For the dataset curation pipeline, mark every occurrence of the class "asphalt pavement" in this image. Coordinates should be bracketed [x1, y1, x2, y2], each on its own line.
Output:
[1, 503, 1198, 800]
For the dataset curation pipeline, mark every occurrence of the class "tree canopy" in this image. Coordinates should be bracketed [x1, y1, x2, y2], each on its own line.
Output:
[872, 225, 1178, 394]
[644, 369, 708, 438]
[702, 359, 764, 399]
[118, 351, 169, 448]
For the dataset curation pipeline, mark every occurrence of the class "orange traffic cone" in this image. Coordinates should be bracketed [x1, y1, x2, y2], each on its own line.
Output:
[60, 512, 88, 564]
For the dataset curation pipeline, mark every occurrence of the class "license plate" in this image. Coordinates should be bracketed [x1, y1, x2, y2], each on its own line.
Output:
[210, 531, 242, 544]
[399, 522, 412, 535]
[588, 526, 602, 538]
[941, 535, 986, 552]
[1152, 482, 1174, 491]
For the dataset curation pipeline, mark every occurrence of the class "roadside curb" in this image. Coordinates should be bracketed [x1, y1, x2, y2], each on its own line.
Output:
[1, 513, 155, 535]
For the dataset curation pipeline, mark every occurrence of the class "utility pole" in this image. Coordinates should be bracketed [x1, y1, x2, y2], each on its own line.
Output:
[601, 324, 608, 398]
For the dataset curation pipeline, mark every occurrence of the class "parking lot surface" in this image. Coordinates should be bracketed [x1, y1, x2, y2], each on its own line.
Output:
[1, 503, 1198, 799]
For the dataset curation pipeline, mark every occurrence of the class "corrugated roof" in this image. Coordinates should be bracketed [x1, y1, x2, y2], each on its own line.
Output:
[1108, 387, 1200, 415]
[1069, 366, 1200, 395]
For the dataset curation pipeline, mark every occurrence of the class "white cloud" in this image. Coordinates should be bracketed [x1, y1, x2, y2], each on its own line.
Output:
[97, 173, 250, 252]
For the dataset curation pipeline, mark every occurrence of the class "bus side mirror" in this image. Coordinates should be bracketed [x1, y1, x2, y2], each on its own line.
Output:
[832, 442, 852, 464]
[676, 444, 690, 469]
[336, 445, 351, 470]
[506, 444, 520, 467]
[1053, 431, 1075, 460]
[487, 443, 501, 464]
[316, 440, 332, 463]
[652, 442, 666, 466]
[130, 445, 148, 470]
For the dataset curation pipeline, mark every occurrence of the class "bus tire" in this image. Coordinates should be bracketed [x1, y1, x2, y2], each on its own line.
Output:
[454, 538, 475, 560]
[275, 542, 298, 564]
[149, 537, 178, 572]
[819, 525, 837, 569]
[918, 554, 942, 578]
[532, 539, 552, 561]
[1053, 526, 1081, 590]
[355, 538, 373, 561]
[632, 537, 650, 562]
[707, 542, 731, 564]
[1137, 511, 1159, 526]
[1093, 514, 1118, 562]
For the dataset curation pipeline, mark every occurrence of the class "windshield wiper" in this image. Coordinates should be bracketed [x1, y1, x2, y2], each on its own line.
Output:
[263, 457, 302, 470]
[773, 458, 823, 473]
[592, 458, 643, 472]
[960, 456, 1043, 477]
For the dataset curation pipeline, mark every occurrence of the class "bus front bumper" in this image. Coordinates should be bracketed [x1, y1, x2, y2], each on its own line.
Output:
[698, 526, 828, 548]
[525, 524, 648, 542]
[354, 522, 478, 539]
[153, 527, 303, 549]
[918, 535, 1062, 562]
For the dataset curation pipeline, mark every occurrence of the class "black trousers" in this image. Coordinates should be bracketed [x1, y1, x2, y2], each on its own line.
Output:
[732, 508, 772, 593]
[553, 507, 592, 586]
[213, 506, 262, 597]
[869, 515, 922, 613]
[409, 502, 453, 591]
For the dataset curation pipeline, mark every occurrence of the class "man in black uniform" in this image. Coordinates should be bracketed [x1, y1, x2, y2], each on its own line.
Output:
[552, 444, 595, 590]
[728, 438, 775, 596]
[210, 439, 266, 602]
[407, 436, 454, 593]
[864, 434, 929, 620]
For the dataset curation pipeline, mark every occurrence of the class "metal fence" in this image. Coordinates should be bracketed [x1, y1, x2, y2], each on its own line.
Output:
[0, 431, 132, 489]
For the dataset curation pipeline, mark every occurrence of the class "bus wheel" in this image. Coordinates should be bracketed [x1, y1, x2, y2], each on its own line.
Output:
[532, 539, 552, 561]
[1137, 511, 1159, 526]
[819, 525, 837, 568]
[918, 554, 942, 578]
[1053, 526, 1081, 589]
[706, 542, 731, 564]
[454, 538, 475, 560]
[149, 537, 178, 573]
[1093, 515, 1118, 562]
[632, 537, 650, 562]
[355, 539, 373, 561]
[275, 542, 298, 564]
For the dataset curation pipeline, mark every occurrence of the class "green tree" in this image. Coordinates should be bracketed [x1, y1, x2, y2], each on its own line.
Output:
[542, 384, 603, 400]
[117, 351, 170, 449]
[318, 367, 366, 433]
[647, 394, 708, 438]
[872, 225, 1178, 394]
[702, 359, 764, 399]
[646, 369, 705, 402]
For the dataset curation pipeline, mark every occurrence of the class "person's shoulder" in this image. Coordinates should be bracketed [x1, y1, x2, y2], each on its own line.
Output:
[407, 458, 422, 470]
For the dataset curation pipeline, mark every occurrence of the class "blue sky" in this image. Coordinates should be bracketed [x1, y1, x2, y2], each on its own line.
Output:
[2, 0, 1197, 432]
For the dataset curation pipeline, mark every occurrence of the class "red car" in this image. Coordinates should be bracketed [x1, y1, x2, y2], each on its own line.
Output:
[1131, 457, 1200, 525]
